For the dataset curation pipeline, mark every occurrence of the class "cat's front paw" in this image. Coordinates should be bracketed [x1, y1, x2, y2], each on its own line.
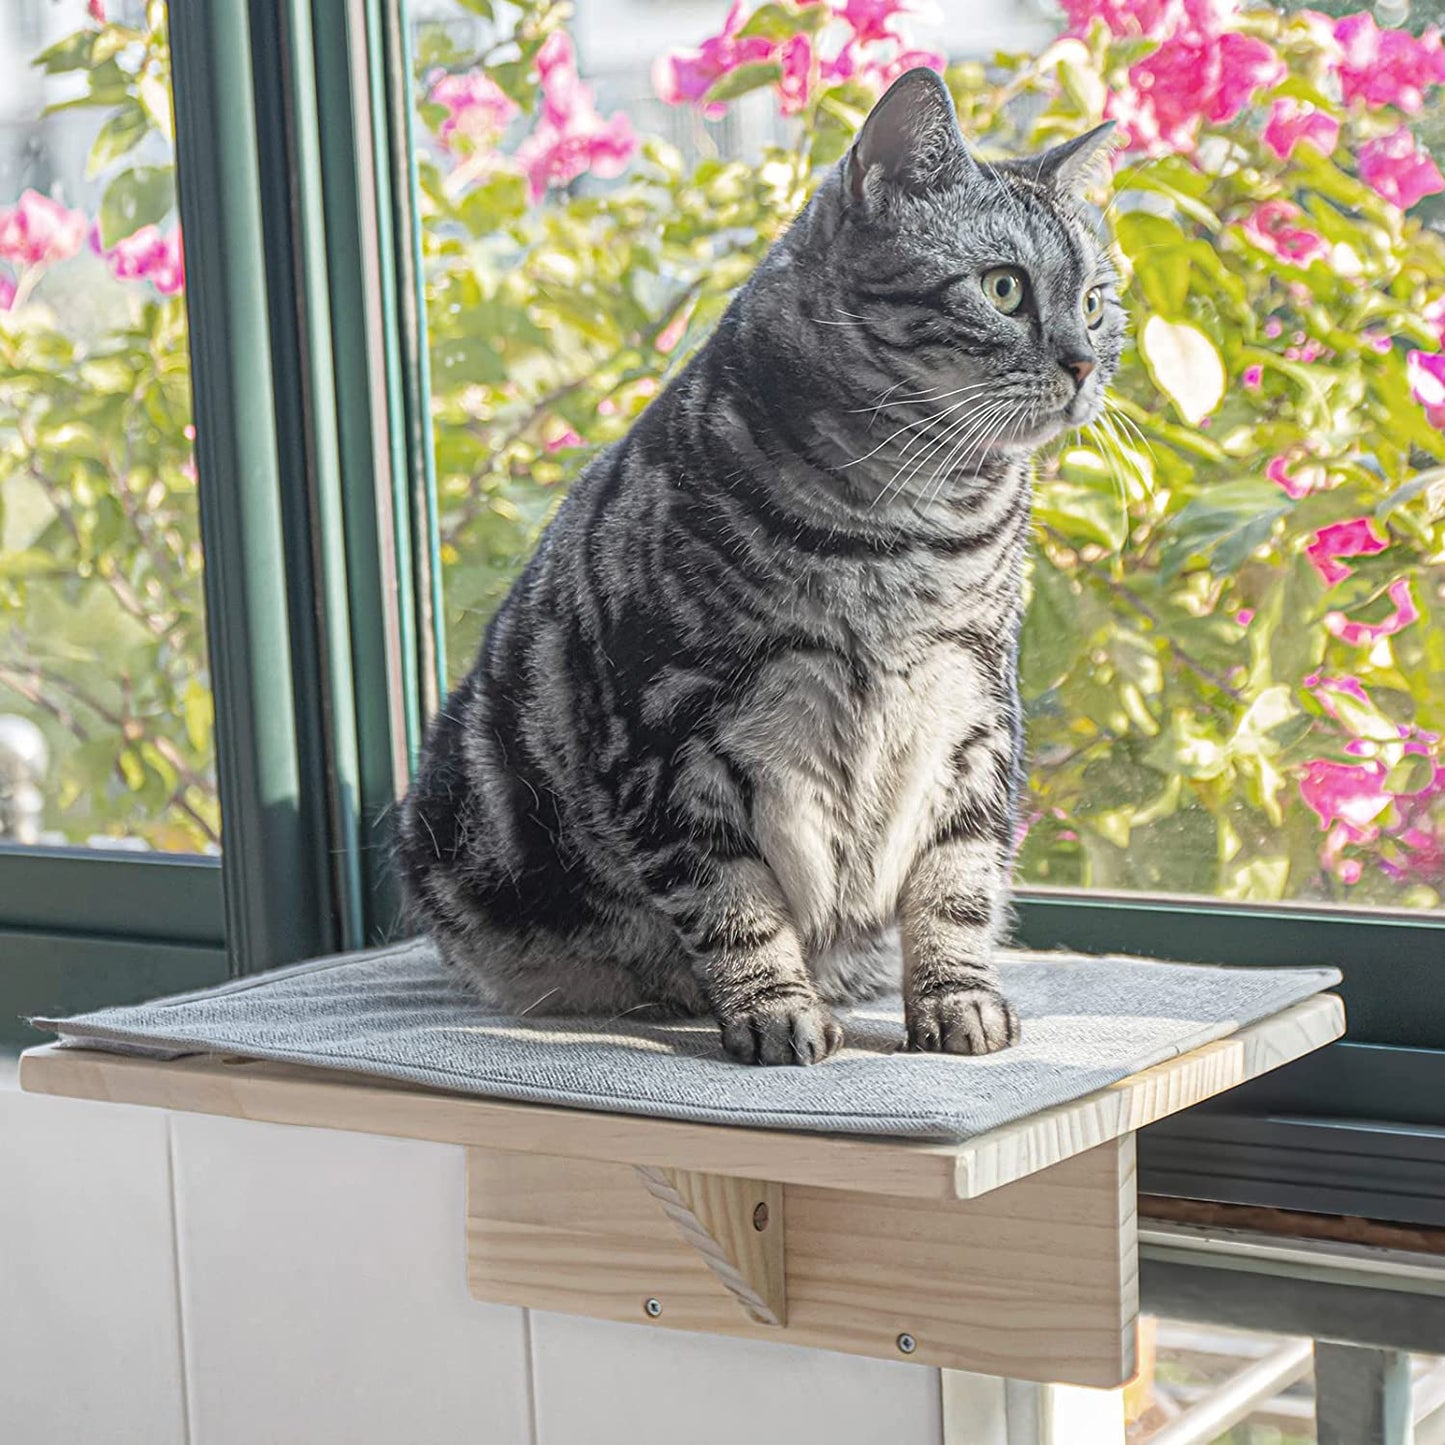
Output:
[719, 994, 843, 1066]
[906, 987, 1020, 1056]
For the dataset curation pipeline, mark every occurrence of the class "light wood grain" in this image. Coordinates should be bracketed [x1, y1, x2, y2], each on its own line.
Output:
[635, 1167, 786, 1326]
[953, 992, 1344, 1198]
[17, 992, 1341, 1201]
[467, 1136, 1138, 1387]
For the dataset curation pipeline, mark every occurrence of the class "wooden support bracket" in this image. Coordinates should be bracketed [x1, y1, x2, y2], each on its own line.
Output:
[635, 1167, 786, 1326]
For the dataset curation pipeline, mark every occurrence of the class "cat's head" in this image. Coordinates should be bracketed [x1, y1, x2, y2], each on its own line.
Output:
[802, 68, 1124, 453]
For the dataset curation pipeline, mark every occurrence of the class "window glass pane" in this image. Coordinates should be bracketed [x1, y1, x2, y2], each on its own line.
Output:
[0, 0, 216, 853]
[412, 0, 1444, 912]
[1131, 1317, 1445, 1443]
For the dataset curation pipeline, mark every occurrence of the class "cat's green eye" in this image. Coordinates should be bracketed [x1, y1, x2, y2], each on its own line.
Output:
[981, 267, 1026, 316]
[1082, 286, 1105, 328]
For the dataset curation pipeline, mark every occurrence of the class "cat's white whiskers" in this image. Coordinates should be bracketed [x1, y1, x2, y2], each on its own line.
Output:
[888, 398, 1013, 510]
[845, 383, 997, 471]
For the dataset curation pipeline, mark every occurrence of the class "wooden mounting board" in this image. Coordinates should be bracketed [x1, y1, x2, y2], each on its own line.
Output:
[466, 1136, 1139, 1387]
[18, 993, 1342, 1202]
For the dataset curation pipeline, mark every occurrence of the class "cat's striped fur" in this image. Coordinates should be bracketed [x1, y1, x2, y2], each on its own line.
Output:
[399, 69, 1123, 1064]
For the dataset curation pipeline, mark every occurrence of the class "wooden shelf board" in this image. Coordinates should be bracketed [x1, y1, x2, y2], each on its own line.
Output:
[18, 993, 1341, 1202]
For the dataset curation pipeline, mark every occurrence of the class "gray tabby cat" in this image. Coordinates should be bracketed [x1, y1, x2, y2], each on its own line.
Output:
[399, 68, 1122, 1065]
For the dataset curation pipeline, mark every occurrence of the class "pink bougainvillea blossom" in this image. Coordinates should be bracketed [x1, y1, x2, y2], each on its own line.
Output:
[1235, 608, 1255, 627]
[1357, 127, 1445, 210]
[1408, 349, 1445, 428]
[1306, 517, 1387, 586]
[518, 31, 635, 202]
[0, 272, 14, 310]
[655, 0, 941, 119]
[106, 225, 185, 295]
[1262, 97, 1339, 159]
[1243, 200, 1328, 266]
[1334, 12, 1445, 113]
[0, 190, 87, 270]
[1265, 452, 1321, 499]
[544, 426, 583, 453]
[429, 72, 519, 149]
[833, 0, 926, 45]
[1300, 758, 1392, 834]
[653, 1, 775, 114]
[87, 0, 105, 22]
[776, 34, 813, 115]
[1325, 577, 1420, 647]
[1242, 364, 1263, 389]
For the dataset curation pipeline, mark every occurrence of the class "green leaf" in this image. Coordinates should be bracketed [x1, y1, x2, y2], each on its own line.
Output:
[1020, 558, 1084, 698]
[1139, 316, 1225, 425]
[138, 72, 175, 144]
[99, 165, 176, 248]
[1386, 753, 1434, 795]
[1376, 466, 1445, 523]
[738, 3, 828, 39]
[1114, 213, 1190, 318]
[1159, 480, 1290, 581]
[703, 60, 784, 106]
[1033, 477, 1129, 552]
[32, 30, 94, 74]
[87, 102, 151, 178]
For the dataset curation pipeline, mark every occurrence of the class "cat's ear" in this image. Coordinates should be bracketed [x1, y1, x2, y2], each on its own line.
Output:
[1032, 122, 1116, 197]
[846, 67, 973, 205]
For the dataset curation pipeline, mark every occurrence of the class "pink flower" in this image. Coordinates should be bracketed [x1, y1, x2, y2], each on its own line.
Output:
[1242, 364, 1263, 389]
[544, 426, 583, 452]
[1109, 26, 1283, 154]
[1266, 453, 1320, 498]
[1235, 608, 1254, 626]
[1263, 97, 1339, 158]
[655, 307, 689, 354]
[777, 34, 812, 116]
[87, 0, 105, 21]
[429, 72, 518, 149]
[834, 0, 922, 46]
[106, 225, 185, 294]
[1211, 33, 1285, 119]
[0, 190, 87, 269]
[1325, 577, 1420, 647]
[864, 45, 946, 90]
[653, 2, 775, 114]
[1300, 758, 1392, 832]
[518, 31, 635, 202]
[1357, 127, 1445, 210]
[1334, 12, 1445, 114]
[1408, 350, 1445, 428]
[1264, 318, 1283, 338]
[1307, 517, 1387, 586]
[1336, 858, 1364, 885]
[1243, 199, 1328, 266]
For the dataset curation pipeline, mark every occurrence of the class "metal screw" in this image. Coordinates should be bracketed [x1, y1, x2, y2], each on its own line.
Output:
[752, 1202, 770, 1231]
[896, 1333, 916, 1355]
[644, 1297, 663, 1318]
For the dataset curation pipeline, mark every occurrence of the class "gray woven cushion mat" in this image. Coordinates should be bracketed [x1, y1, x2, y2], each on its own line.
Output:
[35, 940, 1340, 1142]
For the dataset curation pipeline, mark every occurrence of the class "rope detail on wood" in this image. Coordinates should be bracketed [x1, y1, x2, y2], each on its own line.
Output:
[635, 1165, 785, 1326]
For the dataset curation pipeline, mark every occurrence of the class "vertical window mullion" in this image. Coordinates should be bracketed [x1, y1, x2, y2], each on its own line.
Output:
[169, 0, 337, 972]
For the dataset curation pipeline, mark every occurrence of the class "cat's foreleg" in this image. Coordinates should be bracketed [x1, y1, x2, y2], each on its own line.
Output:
[900, 830, 1020, 1055]
[664, 855, 842, 1066]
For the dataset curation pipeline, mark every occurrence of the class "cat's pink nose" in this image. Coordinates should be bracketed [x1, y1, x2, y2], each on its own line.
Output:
[1062, 356, 1095, 387]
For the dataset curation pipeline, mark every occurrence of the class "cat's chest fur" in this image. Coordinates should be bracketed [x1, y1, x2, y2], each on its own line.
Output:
[724, 637, 995, 948]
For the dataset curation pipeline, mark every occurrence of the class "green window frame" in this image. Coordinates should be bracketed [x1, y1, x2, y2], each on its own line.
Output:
[1, 0, 1442, 1235]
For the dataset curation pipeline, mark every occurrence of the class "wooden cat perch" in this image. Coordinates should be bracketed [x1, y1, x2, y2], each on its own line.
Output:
[20, 991, 1341, 1389]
